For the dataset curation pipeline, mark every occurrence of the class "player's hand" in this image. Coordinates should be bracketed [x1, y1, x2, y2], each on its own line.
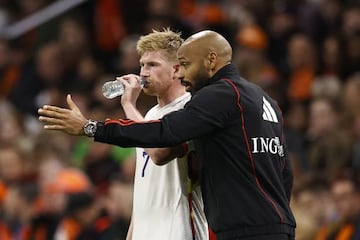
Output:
[38, 94, 88, 136]
[117, 74, 143, 107]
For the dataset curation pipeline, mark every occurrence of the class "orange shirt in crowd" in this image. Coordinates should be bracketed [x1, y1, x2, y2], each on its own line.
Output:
[316, 223, 356, 240]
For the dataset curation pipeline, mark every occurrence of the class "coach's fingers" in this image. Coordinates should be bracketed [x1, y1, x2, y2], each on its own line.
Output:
[38, 116, 64, 125]
[38, 108, 65, 119]
[67, 94, 80, 112]
[41, 105, 68, 113]
[43, 124, 65, 130]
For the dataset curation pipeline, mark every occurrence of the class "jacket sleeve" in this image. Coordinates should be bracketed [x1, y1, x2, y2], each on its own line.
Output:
[94, 81, 236, 148]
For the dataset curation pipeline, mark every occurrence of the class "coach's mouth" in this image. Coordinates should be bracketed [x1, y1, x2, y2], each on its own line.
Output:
[180, 79, 192, 91]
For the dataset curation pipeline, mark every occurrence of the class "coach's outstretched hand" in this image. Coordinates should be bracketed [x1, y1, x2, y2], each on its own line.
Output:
[38, 94, 88, 136]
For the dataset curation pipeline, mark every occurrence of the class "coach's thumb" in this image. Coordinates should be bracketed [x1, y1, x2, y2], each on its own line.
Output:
[67, 94, 80, 111]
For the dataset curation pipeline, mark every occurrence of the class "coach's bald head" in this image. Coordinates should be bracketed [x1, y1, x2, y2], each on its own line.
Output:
[183, 30, 232, 74]
[177, 30, 232, 93]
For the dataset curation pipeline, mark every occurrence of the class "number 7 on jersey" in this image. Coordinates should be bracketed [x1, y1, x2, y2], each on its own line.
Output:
[142, 151, 150, 177]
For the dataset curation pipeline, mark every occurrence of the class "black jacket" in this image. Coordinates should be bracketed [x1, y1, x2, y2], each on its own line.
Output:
[94, 64, 296, 239]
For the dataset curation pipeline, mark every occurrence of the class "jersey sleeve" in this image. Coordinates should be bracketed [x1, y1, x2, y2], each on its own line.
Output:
[94, 81, 237, 148]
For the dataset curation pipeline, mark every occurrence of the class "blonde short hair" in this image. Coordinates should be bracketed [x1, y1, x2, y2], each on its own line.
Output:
[136, 28, 183, 61]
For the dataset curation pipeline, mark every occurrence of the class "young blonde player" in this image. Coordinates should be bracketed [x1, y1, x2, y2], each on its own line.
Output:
[117, 29, 208, 240]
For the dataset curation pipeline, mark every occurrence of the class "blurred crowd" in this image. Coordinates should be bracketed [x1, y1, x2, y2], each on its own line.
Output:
[0, 0, 359, 239]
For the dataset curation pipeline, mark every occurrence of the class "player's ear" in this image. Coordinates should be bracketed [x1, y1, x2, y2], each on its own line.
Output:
[173, 64, 180, 80]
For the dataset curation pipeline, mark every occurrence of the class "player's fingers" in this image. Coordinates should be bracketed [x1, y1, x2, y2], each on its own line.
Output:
[67, 94, 80, 112]
[117, 74, 139, 80]
[38, 108, 65, 119]
[118, 75, 140, 86]
[118, 78, 130, 87]
[38, 116, 63, 125]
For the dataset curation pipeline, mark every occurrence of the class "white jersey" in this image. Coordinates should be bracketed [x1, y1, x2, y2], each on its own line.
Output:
[132, 93, 208, 240]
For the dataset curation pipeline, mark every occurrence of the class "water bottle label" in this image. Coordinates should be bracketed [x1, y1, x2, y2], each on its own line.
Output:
[102, 77, 148, 99]
[102, 80, 125, 99]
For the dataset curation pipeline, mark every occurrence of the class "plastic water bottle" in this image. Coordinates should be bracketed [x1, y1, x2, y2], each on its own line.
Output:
[102, 77, 147, 99]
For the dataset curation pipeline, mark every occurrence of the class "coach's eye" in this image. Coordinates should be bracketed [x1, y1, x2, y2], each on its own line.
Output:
[180, 62, 189, 67]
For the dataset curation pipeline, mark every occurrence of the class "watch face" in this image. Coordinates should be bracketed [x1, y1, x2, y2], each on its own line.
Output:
[84, 122, 96, 136]
[86, 124, 94, 132]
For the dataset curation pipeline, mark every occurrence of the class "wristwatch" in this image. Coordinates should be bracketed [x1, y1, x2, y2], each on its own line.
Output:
[83, 119, 98, 137]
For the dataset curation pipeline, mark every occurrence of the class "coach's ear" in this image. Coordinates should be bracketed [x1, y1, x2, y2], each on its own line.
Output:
[207, 52, 217, 70]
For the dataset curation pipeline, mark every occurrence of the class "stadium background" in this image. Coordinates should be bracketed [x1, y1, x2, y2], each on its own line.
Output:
[0, 0, 359, 239]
